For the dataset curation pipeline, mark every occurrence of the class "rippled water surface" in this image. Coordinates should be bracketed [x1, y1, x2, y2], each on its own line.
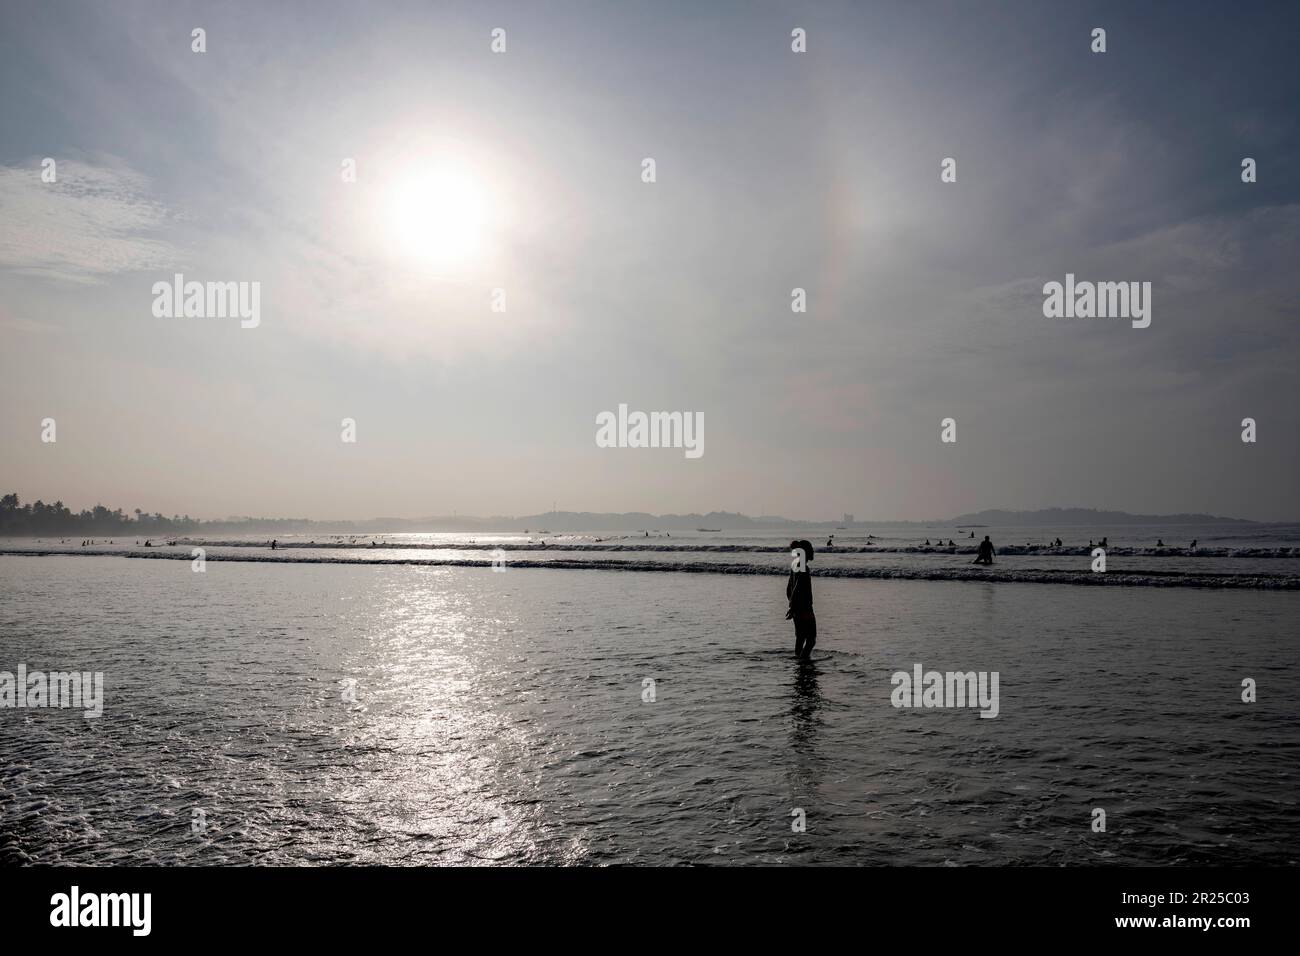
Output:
[1, 554, 1297, 865]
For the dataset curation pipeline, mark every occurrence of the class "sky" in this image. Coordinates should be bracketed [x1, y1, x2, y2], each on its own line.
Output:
[1, 0, 1298, 522]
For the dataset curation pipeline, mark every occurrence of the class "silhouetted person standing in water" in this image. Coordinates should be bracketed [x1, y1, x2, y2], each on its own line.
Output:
[786, 539, 816, 660]
[973, 535, 995, 565]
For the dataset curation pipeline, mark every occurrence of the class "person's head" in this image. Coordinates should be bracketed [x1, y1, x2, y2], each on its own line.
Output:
[789, 539, 814, 563]
[983, 535, 990, 542]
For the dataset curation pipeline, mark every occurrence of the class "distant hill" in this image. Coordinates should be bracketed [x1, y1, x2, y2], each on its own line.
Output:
[942, 507, 1254, 527]
[409, 511, 792, 532]
[406, 507, 1256, 532]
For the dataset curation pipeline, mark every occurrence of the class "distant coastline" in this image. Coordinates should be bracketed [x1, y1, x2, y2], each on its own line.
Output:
[0, 493, 1264, 537]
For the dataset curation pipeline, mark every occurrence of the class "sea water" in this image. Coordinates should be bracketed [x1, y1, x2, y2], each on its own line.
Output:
[1, 543, 1296, 865]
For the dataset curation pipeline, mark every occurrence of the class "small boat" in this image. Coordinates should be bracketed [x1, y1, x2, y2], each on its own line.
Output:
[697, 528, 721, 532]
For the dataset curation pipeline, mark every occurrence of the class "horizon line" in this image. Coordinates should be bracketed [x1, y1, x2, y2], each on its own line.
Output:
[3, 494, 1285, 527]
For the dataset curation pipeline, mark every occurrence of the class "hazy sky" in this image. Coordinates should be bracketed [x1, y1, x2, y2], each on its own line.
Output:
[2, 0, 1297, 521]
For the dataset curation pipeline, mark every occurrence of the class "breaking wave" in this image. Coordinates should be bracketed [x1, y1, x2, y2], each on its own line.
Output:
[3, 547, 1298, 590]
[76, 539, 1300, 559]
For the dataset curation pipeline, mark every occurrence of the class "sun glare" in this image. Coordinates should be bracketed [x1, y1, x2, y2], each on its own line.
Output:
[382, 163, 490, 269]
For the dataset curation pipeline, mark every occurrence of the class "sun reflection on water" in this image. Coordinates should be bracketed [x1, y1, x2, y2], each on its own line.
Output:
[310, 569, 547, 864]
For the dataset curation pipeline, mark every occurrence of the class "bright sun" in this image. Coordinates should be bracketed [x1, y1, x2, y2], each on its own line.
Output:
[382, 164, 490, 268]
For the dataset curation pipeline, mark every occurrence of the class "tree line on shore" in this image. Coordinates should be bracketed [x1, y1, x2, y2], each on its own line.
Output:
[0, 493, 322, 536]
[1, 493, 200, 535]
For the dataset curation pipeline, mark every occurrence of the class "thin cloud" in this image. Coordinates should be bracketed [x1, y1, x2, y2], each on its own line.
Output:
[0, 157, 179, 283]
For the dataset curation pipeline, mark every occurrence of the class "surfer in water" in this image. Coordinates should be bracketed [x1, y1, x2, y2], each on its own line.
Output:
[786, 539, 816, 660]
[973, 535, 995, 565]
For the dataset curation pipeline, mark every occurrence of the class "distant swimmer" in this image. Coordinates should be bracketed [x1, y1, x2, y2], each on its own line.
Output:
[947, 539, 955, 547]
[271, 539, 277, 550]
[1100, 537, 1108, 548]
[972, 535, 995, 565]
[1156, 539, 1165, 548]
[786, 539, 816, 660]
[924, 539, 931, 546]
[1190, 539, 1197, 550]
[826, 535, 834, 548]
[144, 540, 151, 547]
[1055, 537, 1062, 547]
[969, 531, 975, 539]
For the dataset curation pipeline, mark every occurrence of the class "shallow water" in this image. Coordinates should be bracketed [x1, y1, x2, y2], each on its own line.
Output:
[1, 553, 1296, 865]
[7, 522, 1300, 590]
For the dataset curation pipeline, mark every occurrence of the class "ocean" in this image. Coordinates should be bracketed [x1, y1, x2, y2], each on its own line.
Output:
[1, 523, 1297, 865]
